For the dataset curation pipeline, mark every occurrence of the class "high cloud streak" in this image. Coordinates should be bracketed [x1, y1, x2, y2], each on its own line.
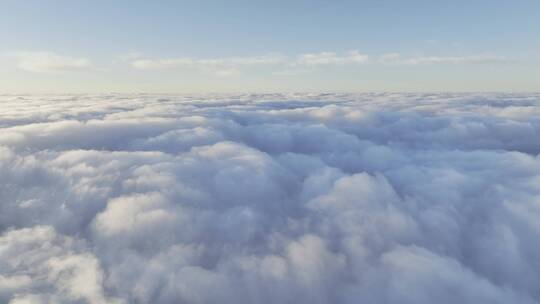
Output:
[1, 93, 540, 303]
[294, 50, 369, 66]
[129, 51, 509, 73]
[131, 54, 285, 71]
[6, 50, 513, 80]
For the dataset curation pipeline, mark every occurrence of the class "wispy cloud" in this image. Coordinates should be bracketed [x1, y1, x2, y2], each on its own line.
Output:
[378, 53, 510, 65]
[130, 50, 509, 76]
[129, 51, 369, 76]
[15, 51, 93, 73]
[12, 50, 509, 77]
[131, 54, 286, 71]
[294, 50, 369, 66]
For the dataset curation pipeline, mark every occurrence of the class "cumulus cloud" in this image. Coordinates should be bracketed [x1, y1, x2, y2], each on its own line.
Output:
[0, 226, 123, 303]
[1, 93, 540, 303]
[15, 51, 93, 73]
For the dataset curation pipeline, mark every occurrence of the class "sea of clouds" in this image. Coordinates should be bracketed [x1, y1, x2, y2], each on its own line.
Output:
[1, 92, 540, 303]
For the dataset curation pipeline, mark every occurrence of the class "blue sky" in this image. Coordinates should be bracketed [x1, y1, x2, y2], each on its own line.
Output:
[1, 0, 539, 93]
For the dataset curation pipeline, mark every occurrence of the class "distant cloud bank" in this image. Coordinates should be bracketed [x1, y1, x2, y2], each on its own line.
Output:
[130, 51, 508, 74]
[8, 50, 511, 77]
[1, 93, 540, 303]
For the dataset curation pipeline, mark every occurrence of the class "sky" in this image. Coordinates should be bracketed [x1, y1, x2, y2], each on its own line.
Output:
[1, 0, 539, 93]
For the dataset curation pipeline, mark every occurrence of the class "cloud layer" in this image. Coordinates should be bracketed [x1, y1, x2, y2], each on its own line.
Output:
[129, 51, 507, 72]
[1, 93, 540, 303]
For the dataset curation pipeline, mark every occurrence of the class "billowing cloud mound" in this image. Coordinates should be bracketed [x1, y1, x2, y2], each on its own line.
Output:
[1, 93, 540, 303]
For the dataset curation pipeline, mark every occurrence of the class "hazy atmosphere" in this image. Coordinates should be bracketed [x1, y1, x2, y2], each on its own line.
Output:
[1, 1, 539, 304]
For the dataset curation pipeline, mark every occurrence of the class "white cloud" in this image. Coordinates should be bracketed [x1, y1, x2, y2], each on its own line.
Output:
[407, 54, 509, 64]
[294, 50, 369, 66]
[0, 226, 124, 303]
[1, 92, 540, 303]
[15, 51, 92, 73]
[131, 54, 286, 71]
[128, 50, 371, 75]
[379, 53, 509, 65]
[129, 51, 508, 77]
[7, 50, 510, 77]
